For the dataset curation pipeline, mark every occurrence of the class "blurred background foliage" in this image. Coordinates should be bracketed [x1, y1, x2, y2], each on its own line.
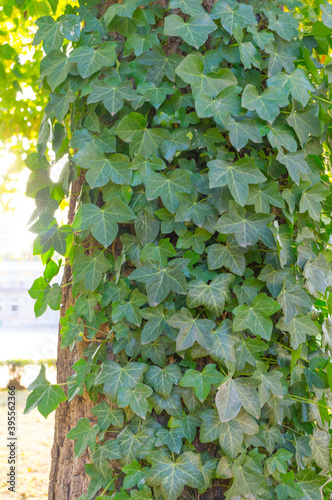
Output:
[0, 0, 73, 200]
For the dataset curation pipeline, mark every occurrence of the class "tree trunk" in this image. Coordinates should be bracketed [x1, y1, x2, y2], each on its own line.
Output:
[48, 178, 95, 500]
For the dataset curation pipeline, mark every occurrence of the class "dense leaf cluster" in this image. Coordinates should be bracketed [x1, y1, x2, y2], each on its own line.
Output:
[25, 0, 332, 499]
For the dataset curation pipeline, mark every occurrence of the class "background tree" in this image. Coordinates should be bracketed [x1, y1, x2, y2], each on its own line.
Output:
[25, 0, 332, 499]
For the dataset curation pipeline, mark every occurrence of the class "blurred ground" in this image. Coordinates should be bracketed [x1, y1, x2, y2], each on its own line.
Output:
[0, 390, 54, 499]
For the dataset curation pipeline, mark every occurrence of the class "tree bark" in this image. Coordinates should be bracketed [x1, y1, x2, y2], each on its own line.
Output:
[48, 178, 96, 500]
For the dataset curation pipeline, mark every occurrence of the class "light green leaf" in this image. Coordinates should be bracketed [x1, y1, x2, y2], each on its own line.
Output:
[233, 293, 281, 340]
[168, 307, 215, 351]
[92, 401, 124, 431]
[180, 364, 224, 402]
[70, 42, 117, 78]
[211, 0, 257, 33]
[145, 364, 182, 398]
[299, 183, 328, 221]
[117, 383, 153, 418]
[176, 54, 237, 97]
[40, 50, 69, 90]
[287, 106, 321, 147]
[215, 201, 275, 248]
[116, 112, 169, 158]
[146, 451, 204, 500]
[277, 150, 311, 185]
[206, 236, 246, 276]
[303, 253, 332, 294]
[73, 250, 111, 291]
[208, 156, 266, 206]
[242, 84, 289, 123]
[144, 169, 192, 214]
[73, 144, 132, 188]
[223, 115, 262, 150]
[88, 78, 136, 115]
[277, 314, 319, 350]
[164, 14, 217, 49]
[130, 259, 188, 306]
[187, 273, 235, 316]
[94, 360, 148, 402]
[67, 418, 99, 457]
[267, 68, 315, 106]
[247, 182, 285, 214]
[137, 45, 182, 85]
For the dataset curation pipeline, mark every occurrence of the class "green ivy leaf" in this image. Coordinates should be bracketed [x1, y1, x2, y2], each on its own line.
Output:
[164, 14, 216, 49]
[95, 360, 148, 402]
[180, 364, 224, 402]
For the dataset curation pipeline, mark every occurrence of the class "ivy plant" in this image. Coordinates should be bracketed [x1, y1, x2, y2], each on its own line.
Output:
[25, 0, 332, 499]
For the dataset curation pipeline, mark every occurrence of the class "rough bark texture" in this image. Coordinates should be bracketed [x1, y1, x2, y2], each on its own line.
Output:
[48, 177, 96, 500]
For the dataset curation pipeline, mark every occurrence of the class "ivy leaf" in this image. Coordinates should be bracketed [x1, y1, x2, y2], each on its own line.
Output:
[224, 116, 262, 151]
[303, 254, 332, 294]
[73, 250, 111, 292]
[211, 0, 257, 33]
[137, 45, 182, 85]
[45, 90, 76, 121]
[70, 42, 117, 78]
[88, 78, 136, 115]
[242, 84, 289, 123]
[267, 124, 297, 152]
[180, 364, 224, 402]
[277, 284, 312, 325]
[117, 384, 153, 419]
[141, 238, 177, 266]
[24, 365, 67, 419]
[175, 192, 214, 227]
[265, 39, 296, 77]
[233, 293, 281, 340]
[130, 259, 188, 306]
[40, 50, 69, 90]
[92, 402, 124, 431]
[286, 106, 321, 147]
[206, 236, 246, 276]
[208, 156, 266, 206]
[276, 150, 310, 185]
[187, 273, 235, 316]
[164, 14, 216, 49]
[155, 428, 184, 454]
[160, 129, 191, 162]
[94, 360, 148, 402]
[112, 289, 147, 326]
[70, 128, 116, 154]
[210, 319, 239, 370]
[239, 42, 262, 70]
[67, 418, 99, 458]
[267, 69, 315, 107]
[268, 12, 298, 41]
[145, 364, 182, 398]
[168, 307, 215, 351]
[299, 184, 328, 221]
[277, 314, 319, 350]
[258, 264, 295, 298]
[177, 228, 212, 254]
[175, 54, 237, 97]
[140, 307, 169, 344]
[144, 170, 192, 214]
[195, 86, 242, 124]
[321, 2, 332, 28]
[116, 112, 169, 158]
[215, 201, 275, 248]
[145, 451, 204, 500]
[73, 145, 132, 188]
[74, 197, 135, 247]
[215, 378, 242, 422]
[169, 0, 205, 16]
[309, 428, 330, 469]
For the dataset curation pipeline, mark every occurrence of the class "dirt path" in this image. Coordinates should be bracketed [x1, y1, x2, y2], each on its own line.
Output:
[0, 390, 54, 499]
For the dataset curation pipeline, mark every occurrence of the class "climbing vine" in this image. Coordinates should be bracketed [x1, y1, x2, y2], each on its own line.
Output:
[25, 0, 332, 498]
